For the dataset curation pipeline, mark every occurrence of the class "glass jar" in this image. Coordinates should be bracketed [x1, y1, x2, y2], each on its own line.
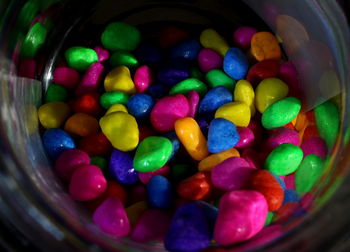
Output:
[0, 0, 349, 251]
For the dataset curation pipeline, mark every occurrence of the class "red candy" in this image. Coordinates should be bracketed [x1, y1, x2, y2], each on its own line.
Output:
[247, 60, 280, 86]
[79, 132, 113, 157]
[177, 172, 212, 200]
[70, 93, 102, 116]
[159, 26, 190, 48]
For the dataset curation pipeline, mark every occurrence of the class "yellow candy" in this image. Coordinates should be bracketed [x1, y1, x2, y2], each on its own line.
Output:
[104, 66, 136, 94]
[200, 29, 229, 56]
[215, 102, 251, 127]
[175, 117, 209, 161]
[126, 201, 148, 225]
[99, 111, 139, 151]
[38, 102, 70, 129]
[105, 104, 128, 115]
[234, 80, 256, 116]
[198, 148, 240, 172]
[255, 78, 289, 113]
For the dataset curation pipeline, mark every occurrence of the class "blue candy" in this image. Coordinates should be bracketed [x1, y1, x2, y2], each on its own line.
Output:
[157, 62, 190, 87]
[171, 39, 201, 60]
[283, 189, 300, 204]
[135, 44, 163, 64]
[147, 175, 172, 209]
[207, 118, 240, 153]
[195, 201, 218, 237]
[163, 132, 180, 160]
[198, 86, 233, 115]
[42, 129, 75, 160]
[164, 202, 211, 252]
[197, 118, 210, 137]
[127, 94, 155, 122]
[147, 83, 169, 99]
[109, 149, 138, 184]
[223, 48, 249, 80]
[272, 173, 286, 190]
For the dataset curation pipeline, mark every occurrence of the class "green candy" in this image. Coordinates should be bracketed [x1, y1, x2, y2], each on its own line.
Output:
[133, 136, 173, 172]
[265, 212, 274, 226]
[101, 22, 141, 51]
[169, 78, 208, 96]
[16, 0, 40, 30]
[110, 51, 139, 68]
[190, 67, 204, 80]
[65, 46, 98, 71]
[45, 84, 68, 102]
[100, 91, 129, 109]
[90, 156, 108, 171]
[205, 69, 236, 91]
[262, 97, 301, 130]
[314, 101, 340, 148]
[265, 143, 303, 175]
[344, 127, 350, 146]
[295, 154, 324, 195]
[20, 22, 47, 58]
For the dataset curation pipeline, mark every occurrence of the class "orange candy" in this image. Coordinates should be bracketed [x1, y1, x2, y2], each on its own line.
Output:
[175, 117, 209, 161]
[302, 125, 320, 142]
[198, 148, 240, 172]
[176, 172, 212, 200]
[251, 32, 282, 61]
[64, 113, 99, 137]
[294, 112, 308, 132]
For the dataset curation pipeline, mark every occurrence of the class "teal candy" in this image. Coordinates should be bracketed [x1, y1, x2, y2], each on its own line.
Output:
[133, 136, 173, 172]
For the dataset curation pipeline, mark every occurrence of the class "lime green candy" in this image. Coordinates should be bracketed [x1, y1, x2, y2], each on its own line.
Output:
[100, 91, 129, 109]
[205, 69, 236, 91]
[265, 143, 303, 175]
[262, 97, 301, 130]
[101, 22, 141, 51]
[169, 78, 208, 96]
[133, 136, 173, 172]
[20, 22, 47, 58]
[45, 84, 68, 103]
[295, 154, 324, 195]
[265, 212, 274, 226]
[314, 100, 340, 148]
[90, 156, 108, 171]
[65, 46, 98, 71]
[110, 51, 139, 68]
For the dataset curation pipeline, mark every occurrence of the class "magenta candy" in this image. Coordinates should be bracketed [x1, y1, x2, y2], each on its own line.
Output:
[186, 90, 200, 118]
[150, 94, 190, 132]
[134, 65, 153, 93]
[93, 197, 130, 237]
[278, 61, 302, 98]
[197, 48, 223, 73]
[53, 66, 80, 89]
[130, 209, 170, 242]
[94, 46, 110, 62]
[75, 62, 104, 96]
[266, 128, 300, 150]
[301, 137, 327, 158]
[284, 173, 295, 190]
[233, 26, 258, 49]
[138, 165, 170, 184]
[214, 190, 268, 246]
[69, 164, 107, 201]
[19, 59, 36, 78]
[211, 157, 255, 191]
[55, 148, 90, 182]
[235, 127, 255, 148]
[248, 120, 263, 145]
[242, 148, 263, 169]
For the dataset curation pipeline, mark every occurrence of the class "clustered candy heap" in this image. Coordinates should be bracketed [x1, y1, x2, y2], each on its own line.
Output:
[37, 21, 339, 251]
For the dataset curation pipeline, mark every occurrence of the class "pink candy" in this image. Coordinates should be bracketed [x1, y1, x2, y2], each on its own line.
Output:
[138, 165, 170, 184]
[186, 90, 200, 118]
[214, 190, 268, 246]
[211, 157, 255, 191]
[69, 164, 107, 201]
[53, 67, 80, 89]
[150, 94, 189, 132]
[197, 48, 223, 73]
[94, 46, 110, 62]
[75, 62, 104, 96]
[301, 137, 327, 158]
[233, 26, 258, 49]
[235, 127, 255, 148]
[134, 65, 153, 93]
[55, 148, 90, 182]
[130, 209, 171, 242]
[93, 197, 130, 237]
[266, 127, 300, 150]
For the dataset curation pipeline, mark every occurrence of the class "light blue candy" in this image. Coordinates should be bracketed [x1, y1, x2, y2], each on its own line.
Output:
[171, 39, 201, 60]
[207, 118, 240, 153]
[147, 175, 172, 209]
[223, 48, 249, 80]
[127, 94, 155, 121]
[198, 85, 233, 115]
[42, 129, 75, 160]
[283, 189, 300, 204]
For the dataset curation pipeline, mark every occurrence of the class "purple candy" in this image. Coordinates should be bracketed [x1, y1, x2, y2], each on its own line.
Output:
[236, 127, 255, 148]
[75, 62, 104, 96]
[187, 90, 200, 118]
[94, 46, 110, 62]
[197, 48, 223, 73]
[266, 127, 300, 150]
[53, 67, 80, 89]
[233, 26, 258, 49]
[93, 197, 130, 237]
[301, 137, 327, 158]
[109, 149, 139, 184]
[134, 65, 153, 93]
[138, 165, 170, 184]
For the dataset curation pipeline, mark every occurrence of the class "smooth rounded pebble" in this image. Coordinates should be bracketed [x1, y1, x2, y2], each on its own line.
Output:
[38, 102, 70, 129]
[104, 66, 136, 94]
[223, 48, 249, 80]
[109, 149, 139, 184]
[233, 26, 257, 49]
[198, 48, 223, 72]
[234, 80, 256, 116]
[42, 129, 75, 159]
[134, 65, 153, 93]
[65, 46, 98, 71]
[198, 86, 233, 115]
[127, 94, 154, 122]
[215, 101, 251, 127]
[147, 175, 173, 209]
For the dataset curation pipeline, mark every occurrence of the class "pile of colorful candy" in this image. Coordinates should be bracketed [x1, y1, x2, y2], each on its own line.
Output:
[37, 21, 339, 251]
